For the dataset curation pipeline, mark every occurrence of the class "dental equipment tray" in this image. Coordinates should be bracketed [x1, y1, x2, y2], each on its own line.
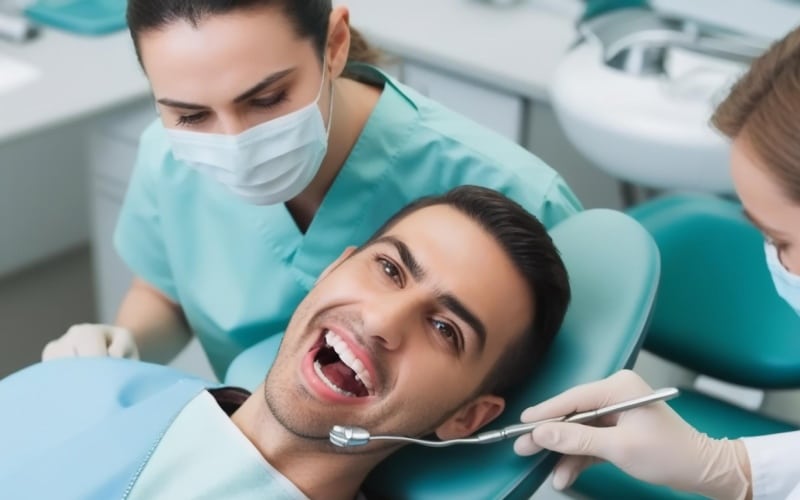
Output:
[25, 0, 127, 35]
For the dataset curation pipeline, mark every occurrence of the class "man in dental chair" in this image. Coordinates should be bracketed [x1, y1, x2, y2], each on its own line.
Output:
[0, 186, 569, 500]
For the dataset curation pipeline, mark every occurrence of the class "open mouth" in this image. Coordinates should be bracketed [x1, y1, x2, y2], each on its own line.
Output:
[312, 329, 374, 398]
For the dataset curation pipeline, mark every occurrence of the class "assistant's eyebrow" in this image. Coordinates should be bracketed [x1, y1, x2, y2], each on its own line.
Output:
[742, 209, 787, 238]
[155, 98, 207, 110]
[439, 294, 487, 353]
[233, 67, 295, 103]
[155, 68, 296, 110]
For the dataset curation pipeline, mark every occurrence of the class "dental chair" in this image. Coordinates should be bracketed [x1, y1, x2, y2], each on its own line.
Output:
[225, 208, 660, 499]
[571, 194, 800, 499]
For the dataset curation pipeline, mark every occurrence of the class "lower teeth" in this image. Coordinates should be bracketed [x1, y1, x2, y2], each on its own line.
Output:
[314, 360, 356, 397]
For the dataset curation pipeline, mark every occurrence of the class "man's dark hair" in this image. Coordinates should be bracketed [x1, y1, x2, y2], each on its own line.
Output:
[365, 186, 571, 399]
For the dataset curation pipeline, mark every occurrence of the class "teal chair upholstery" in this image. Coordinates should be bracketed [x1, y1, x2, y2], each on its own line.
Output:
[572, 194, 800, 499]
[225, 208, 660, 499]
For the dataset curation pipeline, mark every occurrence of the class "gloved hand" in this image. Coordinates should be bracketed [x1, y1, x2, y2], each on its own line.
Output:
[42, 324, 139, 360]
[513, 370, 751, 499]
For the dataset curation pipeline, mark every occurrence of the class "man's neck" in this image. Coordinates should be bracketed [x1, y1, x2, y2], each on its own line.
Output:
[230, 392, 384, 500]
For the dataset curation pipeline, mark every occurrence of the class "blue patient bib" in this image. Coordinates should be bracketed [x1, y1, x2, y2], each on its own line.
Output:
[0, 358, 209, 499]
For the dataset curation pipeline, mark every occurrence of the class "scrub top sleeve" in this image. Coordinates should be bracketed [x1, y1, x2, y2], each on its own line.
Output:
[113, 126, 179, 303]
[742, 431, 800, 500]
[539, 174, 583, 228]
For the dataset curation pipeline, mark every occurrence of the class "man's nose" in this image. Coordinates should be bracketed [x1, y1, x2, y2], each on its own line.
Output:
[363, 293, 420, 351]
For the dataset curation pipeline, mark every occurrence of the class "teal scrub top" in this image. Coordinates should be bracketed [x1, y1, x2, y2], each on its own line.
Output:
[114, 65, 582, 379]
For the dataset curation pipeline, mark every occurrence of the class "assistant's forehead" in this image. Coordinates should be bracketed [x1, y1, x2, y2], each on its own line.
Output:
[731, 137, 800, 225]
[138, 7, 315, 88]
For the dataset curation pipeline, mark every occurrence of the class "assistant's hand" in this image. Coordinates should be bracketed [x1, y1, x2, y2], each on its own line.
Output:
[42, 324, 140, 360]
[513, 370, 751, 499]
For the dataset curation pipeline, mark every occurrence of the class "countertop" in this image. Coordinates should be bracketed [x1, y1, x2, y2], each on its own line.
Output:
[0, 28, 148, 143]
[336, 0, 579, 99]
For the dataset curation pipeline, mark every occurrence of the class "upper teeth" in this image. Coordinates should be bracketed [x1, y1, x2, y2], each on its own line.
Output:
[325, 330, 374, 393]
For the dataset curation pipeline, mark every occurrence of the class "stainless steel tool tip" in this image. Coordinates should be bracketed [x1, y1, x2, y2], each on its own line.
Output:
[329, 425, 371, 447]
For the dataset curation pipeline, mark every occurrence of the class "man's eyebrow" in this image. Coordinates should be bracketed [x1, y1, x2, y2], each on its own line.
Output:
[373, 235, 487, 352]
[439, 294, 487, 353]
[155, 68, 295, 110]
[742, 209, 786, 237]
[374, 236, 426, 281]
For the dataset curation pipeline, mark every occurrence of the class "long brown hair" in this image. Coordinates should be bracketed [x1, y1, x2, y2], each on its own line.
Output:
[711, 26, 800, 202]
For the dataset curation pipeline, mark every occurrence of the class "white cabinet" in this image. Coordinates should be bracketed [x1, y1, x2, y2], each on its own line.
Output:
[88, 99, 216, 380]
[87, 99, 154, 323]
[0, 124, 90, 278]
[400, 62, 524, 143]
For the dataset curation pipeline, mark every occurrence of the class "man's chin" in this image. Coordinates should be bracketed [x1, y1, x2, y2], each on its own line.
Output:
[263, 380, 346, 442]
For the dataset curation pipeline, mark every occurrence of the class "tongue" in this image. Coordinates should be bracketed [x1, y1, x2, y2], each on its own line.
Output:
[321, 361, 367, 397]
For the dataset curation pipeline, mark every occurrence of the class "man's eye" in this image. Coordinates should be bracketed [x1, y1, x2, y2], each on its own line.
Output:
[432, 319, 460, 349]
[378, 257, 402, 285]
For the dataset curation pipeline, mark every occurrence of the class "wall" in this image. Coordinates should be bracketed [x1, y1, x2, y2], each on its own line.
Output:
[0, 247, 94, 377]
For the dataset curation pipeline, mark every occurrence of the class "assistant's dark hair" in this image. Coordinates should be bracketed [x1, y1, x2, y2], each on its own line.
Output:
[366, 186, 571, 399]
[127, 0, 380, 72]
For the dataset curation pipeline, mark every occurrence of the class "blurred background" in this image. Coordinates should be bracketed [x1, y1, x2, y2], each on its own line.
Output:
[1, 2, 799, 496]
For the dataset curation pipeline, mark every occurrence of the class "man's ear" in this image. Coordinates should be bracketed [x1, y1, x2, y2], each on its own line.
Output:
[434, 395, 505, 440]
[326, 6, 351, 79]
[317, 246, 357, 283]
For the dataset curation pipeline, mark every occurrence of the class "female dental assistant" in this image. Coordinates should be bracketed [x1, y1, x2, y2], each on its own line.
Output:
[514, 25, 800, 500]
[40, 0, 581, 379]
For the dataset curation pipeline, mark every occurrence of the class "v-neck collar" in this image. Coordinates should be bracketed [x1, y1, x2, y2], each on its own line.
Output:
[258, 66, 417, 288]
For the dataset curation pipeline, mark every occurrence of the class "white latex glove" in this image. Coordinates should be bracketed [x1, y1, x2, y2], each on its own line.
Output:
[42, 324, 139, 360]
[513, 370, 751, 499]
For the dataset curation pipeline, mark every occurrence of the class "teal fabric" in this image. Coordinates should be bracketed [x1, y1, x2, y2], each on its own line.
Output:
[129, 392, 307, 500]
[0, 358, 209, 499]
[226, 208, 660, 499]
[114, 64, 582, 380]
[572, 194, 800, 499]
[581, 0, 649, 21]
[25, 0, 127, 35]
[630, 194, 800, 387]
[573, 388, 797, 499]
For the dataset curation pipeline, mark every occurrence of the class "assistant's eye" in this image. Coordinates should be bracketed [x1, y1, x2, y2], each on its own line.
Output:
[376, 257, 403, 286]
[766, 235, 790, 252]
[175, 112, 208, 127]
[432, 319, 461, 351]
[250, 90, 288, 110]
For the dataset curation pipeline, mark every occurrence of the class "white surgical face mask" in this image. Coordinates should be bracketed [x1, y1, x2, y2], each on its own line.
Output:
[765, 242, 800, 316]
[165, 64, 333, 205]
